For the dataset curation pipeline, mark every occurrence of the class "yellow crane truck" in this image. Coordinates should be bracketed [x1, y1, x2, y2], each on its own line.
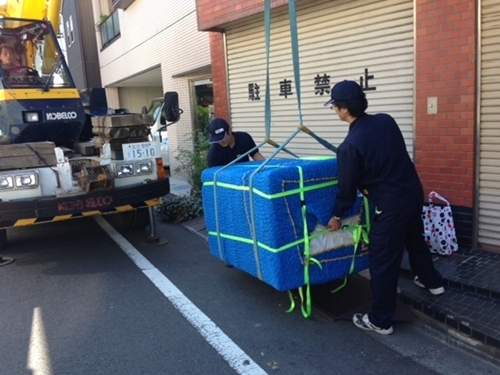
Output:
[0, 0, 177, 250]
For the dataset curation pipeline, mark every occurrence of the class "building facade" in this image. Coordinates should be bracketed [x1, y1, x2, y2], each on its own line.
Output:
[195, 0, 500, 251]
[65, 0, 212, 174]
[62, 0, 102, 90]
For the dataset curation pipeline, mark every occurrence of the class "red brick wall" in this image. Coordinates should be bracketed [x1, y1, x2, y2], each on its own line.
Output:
[199, 0, 288, 119]
[209, 32, 229, 120]
[415, 0, 476, 207]
[196, 0, 288, 31]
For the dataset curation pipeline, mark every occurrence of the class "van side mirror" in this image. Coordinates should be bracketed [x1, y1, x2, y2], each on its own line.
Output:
[141, 106, 147, 114]
[164, 92, 181, 123]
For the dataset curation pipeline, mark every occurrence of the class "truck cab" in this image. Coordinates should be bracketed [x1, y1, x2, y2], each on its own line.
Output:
[0, 18, 84, 147]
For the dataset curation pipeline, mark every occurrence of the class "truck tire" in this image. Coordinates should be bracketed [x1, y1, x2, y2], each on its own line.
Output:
[0, 229, 6, 249]
[120, 208, 150, 231]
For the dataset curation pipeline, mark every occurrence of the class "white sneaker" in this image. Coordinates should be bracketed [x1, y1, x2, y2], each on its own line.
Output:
[353, 313, 393, 335]
[414, 276, 445, 296]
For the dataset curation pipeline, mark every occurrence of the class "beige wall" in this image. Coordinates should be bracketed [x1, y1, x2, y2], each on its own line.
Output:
[118, 87, 163, 114]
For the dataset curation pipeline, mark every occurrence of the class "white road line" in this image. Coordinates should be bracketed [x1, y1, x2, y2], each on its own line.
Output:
[27, 307, 53, 375]
[94, 216, 269, 375]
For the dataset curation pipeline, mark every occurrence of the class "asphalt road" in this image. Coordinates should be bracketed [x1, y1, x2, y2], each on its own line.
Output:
[0, 214, 499, 375]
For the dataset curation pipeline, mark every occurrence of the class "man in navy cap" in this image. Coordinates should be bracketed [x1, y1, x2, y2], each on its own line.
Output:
[326, 80, 444, 335]
[207, 118, 264, 167]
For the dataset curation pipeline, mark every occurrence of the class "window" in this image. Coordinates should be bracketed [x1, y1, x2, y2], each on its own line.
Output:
[69, 16, 74, 44]
[65, 16, 74, 47]
[66, 20, 71, 46]
[0, 19, 74, 90]
[194, 78, 214, 132]
[99, 10, 120, 48]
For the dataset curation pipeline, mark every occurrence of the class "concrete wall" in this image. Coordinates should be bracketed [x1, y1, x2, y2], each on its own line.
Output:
[118, 87, 163, 114]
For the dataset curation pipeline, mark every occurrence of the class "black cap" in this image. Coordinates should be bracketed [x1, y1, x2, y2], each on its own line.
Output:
[324, 80, 364, 107]
[208, 118, 230, 143]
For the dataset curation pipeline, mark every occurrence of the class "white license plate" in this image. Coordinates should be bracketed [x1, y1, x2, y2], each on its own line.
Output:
[122, 142, 159, 161]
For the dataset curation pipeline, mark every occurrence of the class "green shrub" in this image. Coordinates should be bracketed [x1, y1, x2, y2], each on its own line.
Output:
[155, 194, 203, 223]
[174, 129, 209, 197]
[197, 105, 210, 136]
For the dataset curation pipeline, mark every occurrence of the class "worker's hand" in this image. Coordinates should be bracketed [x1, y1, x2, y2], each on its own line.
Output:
[327, 217, 342, 231]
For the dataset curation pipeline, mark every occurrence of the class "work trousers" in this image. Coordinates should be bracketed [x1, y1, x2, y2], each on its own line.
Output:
[367, 195, 443, 329]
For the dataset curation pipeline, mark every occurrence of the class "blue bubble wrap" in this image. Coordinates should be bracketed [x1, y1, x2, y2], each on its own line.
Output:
[201, 158, 369, 292]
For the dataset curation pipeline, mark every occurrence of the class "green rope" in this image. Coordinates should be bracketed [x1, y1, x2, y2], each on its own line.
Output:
[243, 128, 301, 280]
[212, 139, 269, 262]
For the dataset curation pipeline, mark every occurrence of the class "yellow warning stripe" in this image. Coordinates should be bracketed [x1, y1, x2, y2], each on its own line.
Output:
[145, 198, 161, 206]
[3, 200, 162, 229]
[115, 205, 135, 212]
[81, 211, 101, 217]
[52, 215, 74, 221]
[0, 88, 81, 100]
[13, 218, 38, 227]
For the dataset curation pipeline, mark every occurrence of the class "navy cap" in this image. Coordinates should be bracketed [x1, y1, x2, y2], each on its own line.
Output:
[208, 118, 230, 143]
[324, 80, 364, 107]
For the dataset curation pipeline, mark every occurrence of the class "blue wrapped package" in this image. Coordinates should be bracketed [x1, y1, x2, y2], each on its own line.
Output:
[201, 158, 369, 292]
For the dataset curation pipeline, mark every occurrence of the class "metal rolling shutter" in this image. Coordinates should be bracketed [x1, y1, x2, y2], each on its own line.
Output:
[225, 0, 414, 157]
[478, 1, 500, 248]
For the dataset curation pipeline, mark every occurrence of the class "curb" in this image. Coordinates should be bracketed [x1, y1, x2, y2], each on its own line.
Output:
[412, 310, 500, 370]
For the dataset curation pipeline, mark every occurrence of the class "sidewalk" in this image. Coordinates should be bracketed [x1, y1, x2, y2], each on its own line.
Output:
[169, 177, 192, 197]
[171, 177, 500, 362]
[169, 177, 208, 240]
[399, 248, 500, 359]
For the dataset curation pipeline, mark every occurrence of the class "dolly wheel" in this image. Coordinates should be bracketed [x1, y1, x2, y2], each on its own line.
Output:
[0, 256, 14, 266]
[0, 229, 6, 249]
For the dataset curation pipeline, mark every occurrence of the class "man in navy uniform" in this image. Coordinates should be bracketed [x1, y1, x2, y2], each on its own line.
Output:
[326, 80, 444, 335]
[207, 118, 264, 168]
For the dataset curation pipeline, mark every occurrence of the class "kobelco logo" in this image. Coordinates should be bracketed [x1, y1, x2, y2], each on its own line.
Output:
[46, 111, 78, 121]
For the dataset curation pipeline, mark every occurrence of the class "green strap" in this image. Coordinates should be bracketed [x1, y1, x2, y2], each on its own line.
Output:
[265, 138, 299, 158]
[286, 197, 371, 316]
[264, 0, 271, 139]
[297, 166, 322, 318]
[208, 227, 329, 254]
[288, 0, 303, 125]
[204, 178, 337, 199]
[298, 124, 338, 154]
[330, 197, 371, 295]
[286, 291, 296, 313]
